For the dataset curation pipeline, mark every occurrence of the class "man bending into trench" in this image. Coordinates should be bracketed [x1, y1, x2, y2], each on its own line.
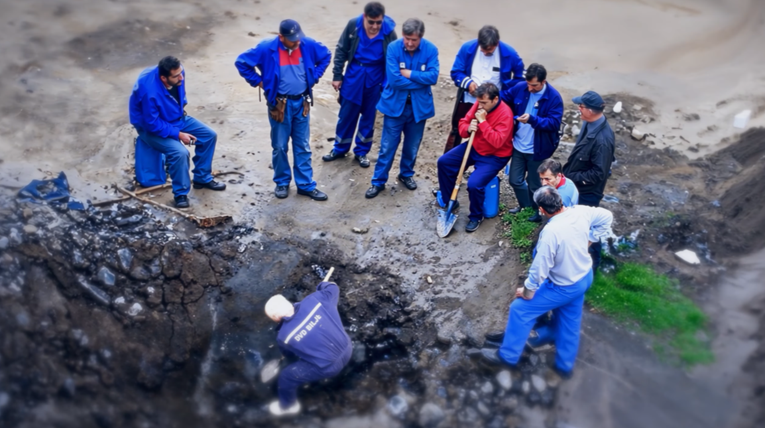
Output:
[264, 280, 352, 416]
[481, 186, 613, 378]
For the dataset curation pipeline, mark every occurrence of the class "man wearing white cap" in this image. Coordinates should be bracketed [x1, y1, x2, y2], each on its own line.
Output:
[264, 280, 352, 416]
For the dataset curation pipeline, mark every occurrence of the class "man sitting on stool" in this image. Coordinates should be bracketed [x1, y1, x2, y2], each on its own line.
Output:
[129, 56, 226, 208]
[264, 280, 352, 416]
[435, 82, 513, 233]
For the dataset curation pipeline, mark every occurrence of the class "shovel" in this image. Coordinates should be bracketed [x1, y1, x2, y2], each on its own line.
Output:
[260, 267, 336, 383]
[437, 131, 476, 238]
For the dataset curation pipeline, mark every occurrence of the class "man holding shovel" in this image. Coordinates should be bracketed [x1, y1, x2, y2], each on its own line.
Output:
[435, 82, 513, 233]
[263, 269, 352, 416]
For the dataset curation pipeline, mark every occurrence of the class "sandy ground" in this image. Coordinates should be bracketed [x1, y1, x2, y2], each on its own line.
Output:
[1, 0, 765, 427]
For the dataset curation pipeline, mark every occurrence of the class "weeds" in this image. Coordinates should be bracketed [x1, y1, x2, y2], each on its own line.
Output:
[500, 207, 540, 265]
[586, 262, 714, 366]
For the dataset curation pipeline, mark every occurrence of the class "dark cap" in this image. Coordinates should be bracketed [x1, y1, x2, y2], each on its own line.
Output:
[279, 19, 304, 42]
[572, 91, 605, 111]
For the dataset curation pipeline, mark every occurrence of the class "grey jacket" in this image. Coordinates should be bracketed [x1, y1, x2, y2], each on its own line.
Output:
[332, 15, 397, 82]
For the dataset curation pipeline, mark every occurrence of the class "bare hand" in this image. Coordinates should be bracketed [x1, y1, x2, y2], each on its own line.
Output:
[468, 119, 478, 134]
[518, 113, 530, 123]
[475, 108, 487, 123]
[332, 80, 342, 91]
[179, 132, 196, 145]
[468, 81, 477, 95]
[515, 287, 535, 300]
[400, 69, 412, 79]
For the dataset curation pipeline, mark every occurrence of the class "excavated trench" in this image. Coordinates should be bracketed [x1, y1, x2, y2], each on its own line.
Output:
[0, 197, 562, 428]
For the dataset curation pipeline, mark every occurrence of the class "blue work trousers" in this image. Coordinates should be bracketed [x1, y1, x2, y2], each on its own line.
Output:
[578, 193, 603, 271]
[498, 269, 593, 374]
[437, 142, 510, 221]
[371, 104, 426, 187]
[137, 115, 217, 197]
[508, 151, 544, 210]
[278, 345, 352, 407]
[269, 98, 316, 191]
[333, 86, 381, 156]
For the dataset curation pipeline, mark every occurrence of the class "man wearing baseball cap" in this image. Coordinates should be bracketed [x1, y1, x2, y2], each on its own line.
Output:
[562, 90, 615, 270]
[235, 20, 332, 201]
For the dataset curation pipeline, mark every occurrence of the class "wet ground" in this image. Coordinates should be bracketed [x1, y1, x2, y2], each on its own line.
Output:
[2, 0, 765, 427]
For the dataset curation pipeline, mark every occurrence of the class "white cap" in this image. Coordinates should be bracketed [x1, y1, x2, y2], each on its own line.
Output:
[265, 295, 294, 321]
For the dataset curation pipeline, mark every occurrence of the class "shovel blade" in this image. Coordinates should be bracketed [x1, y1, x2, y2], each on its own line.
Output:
[437, 203, 458, 238]
[260, 359, 281, 383]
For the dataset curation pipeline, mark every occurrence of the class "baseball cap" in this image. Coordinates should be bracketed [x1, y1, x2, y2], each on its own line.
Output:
[572, 91, 605, 111]
[279, 19, 305, 42]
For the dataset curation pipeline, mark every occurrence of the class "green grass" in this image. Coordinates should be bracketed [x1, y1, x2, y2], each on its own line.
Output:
[501, 207, 539, 250]
[586, 262, 714, 366]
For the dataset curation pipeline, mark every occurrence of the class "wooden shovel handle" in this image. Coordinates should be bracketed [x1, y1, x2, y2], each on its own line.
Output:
[323, 267, 335, 282]
[449, 131, 476, 201]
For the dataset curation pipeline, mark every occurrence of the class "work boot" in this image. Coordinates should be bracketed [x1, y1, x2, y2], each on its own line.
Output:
[297, 188, 328, 201]
[397, 175, 417, 190]
[485, 330, 505, 342]
[354, 154, 370, 168]
[365, 184, 385, 199]
[268, 400, 301, 416]
[466, 218, 483, 233]
[508, 206, 522, 214]
[527, 212, 543, 223]
[322, 150, 346, 162]
[192, 179, 226, 191]
[174, 195, 189, 208]
[479, 348, 518, 368]
[274, 185, 289, 199]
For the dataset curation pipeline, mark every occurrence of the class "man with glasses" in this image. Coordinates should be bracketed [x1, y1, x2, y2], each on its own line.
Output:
[445, 25, 524, 153]
[365, 18, 439, 199]
[563, 90, 615, 269]
[323, 2, 397, 169]
[129, 56, 226, 209]
[501, 63, 564, 223]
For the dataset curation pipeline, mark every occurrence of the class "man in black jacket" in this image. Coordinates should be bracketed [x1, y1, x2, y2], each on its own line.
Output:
[563, 90, 615, 269]
[322, 2, 397, 168]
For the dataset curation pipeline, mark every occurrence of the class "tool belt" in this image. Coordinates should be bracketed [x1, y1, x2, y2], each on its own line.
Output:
[270, 93, 311, 122]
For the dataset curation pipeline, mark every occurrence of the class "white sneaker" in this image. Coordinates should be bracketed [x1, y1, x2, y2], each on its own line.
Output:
[268, 400, 301, 416]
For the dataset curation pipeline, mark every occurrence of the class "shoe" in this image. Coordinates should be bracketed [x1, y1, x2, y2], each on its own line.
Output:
[480, 348, 517, 368]
[552, 365, 573, 381]
[354, 154, 370, 168]
[466, 218, 483, 233]
[268, 400, 301, 416]
[174, 195, 189, 208]
[192, 180, 226, 191]
[365, 184, 385, 199]
[322, 150, 346, 162]
[274, 185, 289, 199]
[508, 207, 522, 214]
[527, 213, 543, 223]
[297, 188, 328, 201]
[483, 339, 503, 348]
[467, 348, 484, 359]
[397, 175, 417, 190]
[485, 330, 505, 342]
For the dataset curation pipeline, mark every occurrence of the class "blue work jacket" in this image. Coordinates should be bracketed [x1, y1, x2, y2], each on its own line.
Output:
[276, 282, 352, 369]
[235, 37, 332, 106]
[377, 38, 439, 122]
[129, 66, 187, 140]
[450, 40, 525, 92]
[339, 15, 396, 105]
[502, 81, 564, 161]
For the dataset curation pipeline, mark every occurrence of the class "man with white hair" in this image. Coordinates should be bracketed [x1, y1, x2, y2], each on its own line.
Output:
[264, 280, 352, 416]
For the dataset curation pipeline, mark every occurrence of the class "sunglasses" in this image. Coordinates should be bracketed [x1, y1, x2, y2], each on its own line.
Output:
[367, 19, 383, 26]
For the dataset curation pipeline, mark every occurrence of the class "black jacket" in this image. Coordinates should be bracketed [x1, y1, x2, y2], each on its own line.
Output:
[562, 118, 615, 199]
[332, 16, 397, 82]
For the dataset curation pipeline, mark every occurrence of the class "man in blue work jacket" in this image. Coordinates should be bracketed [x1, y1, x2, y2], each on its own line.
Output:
[446, 26, 524, 153]
[235, 20, 332, 201]
[264, 281, 352, 416]
[501, 63, 564, 223]
[365, 18, 439, 199]
[322, 2, 397, 169]
[129, 56, 226, 208]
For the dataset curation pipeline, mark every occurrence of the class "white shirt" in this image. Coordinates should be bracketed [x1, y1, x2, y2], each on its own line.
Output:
[463, 48, 501, 104]
[524, 205, 614, 291]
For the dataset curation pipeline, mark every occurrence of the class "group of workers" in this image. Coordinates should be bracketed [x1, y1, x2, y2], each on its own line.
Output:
[128, 1, 617, 417]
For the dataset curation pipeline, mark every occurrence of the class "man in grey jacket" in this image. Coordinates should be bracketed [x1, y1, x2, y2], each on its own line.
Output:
[322, 2, 397, 168]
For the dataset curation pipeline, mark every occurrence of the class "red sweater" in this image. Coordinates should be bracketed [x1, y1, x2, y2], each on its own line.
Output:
[458, 101, 514, 158]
